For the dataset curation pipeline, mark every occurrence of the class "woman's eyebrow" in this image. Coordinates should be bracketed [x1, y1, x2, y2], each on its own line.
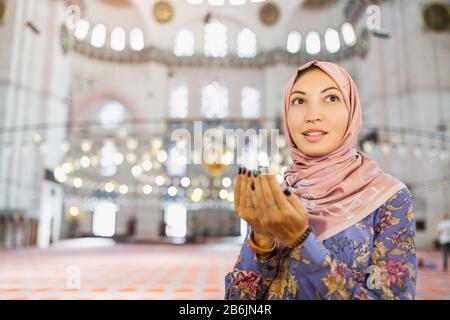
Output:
[290, 87, 340, 97]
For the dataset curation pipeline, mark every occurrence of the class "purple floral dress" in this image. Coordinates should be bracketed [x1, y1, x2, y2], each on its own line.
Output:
[225, 187, 416, 300]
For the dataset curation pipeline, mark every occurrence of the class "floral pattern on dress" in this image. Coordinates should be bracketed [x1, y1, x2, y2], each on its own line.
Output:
[225, 187, 416, 300]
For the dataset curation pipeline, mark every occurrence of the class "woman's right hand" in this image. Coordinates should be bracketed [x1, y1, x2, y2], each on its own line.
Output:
[234, 167, 275, 248]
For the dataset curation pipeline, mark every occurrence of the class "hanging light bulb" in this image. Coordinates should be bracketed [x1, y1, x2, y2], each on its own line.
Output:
[180, 177, 191, 188]
[157, 150, 168, 163]
[126, 152, 137, 164]
[142, 159, 153, 171]
[114, 152, 124, 165]
[380, 142, 391, 156]
[54, 167, 66, 183]
[32, 133, 43, 145]
[119, 184, 129, 195]
[362, 141, 374, 153]
[397, 143, 408, 157]
[80, 156, 90, 168]
[61, 141, 71, 153]
[428, 146, 438, 159]
[73, 178, 83, 188]
[219, 189, 228, 199]
[168, 186, 178, 197]
[81, 139, 92, 152]
[143, 184, 153, 195]
[222, 177, 232, 188]
[413, 145, 422, 158]
[126, 137, 139, 151]
[69, 207, 80, 217]
[131, 165, 143, 177]
[105, 182, 115, 193]
[439, 148, 449, 161]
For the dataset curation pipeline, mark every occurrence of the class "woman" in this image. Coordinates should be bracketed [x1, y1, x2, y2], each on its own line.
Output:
[225, 60, 416, 300]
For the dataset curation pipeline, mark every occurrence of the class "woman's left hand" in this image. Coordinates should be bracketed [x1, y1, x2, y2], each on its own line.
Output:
[249, 171, 309, 246]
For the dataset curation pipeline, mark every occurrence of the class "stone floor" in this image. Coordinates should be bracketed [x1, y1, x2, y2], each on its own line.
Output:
[0, 238, 449, 300]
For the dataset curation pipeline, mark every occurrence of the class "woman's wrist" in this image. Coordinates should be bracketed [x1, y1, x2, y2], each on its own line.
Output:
[286, 226, 311, 249]
[248, 230, 278, 255]
[252, 231, 275, 249]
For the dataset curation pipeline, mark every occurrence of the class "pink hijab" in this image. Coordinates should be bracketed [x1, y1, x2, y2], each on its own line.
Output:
[282, 60, 405, 241]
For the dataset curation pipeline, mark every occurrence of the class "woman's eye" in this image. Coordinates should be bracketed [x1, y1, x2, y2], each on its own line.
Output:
[326, 95, 339, 103]
[292, 98, 305, 105]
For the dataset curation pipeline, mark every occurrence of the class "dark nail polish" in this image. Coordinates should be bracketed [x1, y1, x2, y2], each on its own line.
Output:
[243, 168, 247, 175]
[238, 167, 242, 174]
[247, 171, 251, 177]
[253, 169, 258, 177]
[283, 189, 291, 196]
[251, 183, 255, 191]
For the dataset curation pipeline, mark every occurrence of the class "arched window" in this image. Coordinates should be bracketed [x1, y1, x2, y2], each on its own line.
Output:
[241, 86, 261, 119]
[169, 85, 189, 118]
[174, 28, 194, 57]
[110, 27, 126, 51]
[97, 101, 125, 129]
[341, 22, 357, 47]
[287, 30, 301, 53]
[306, 31, 321, 55]
[325, 28, 340, 53]
[237, 28, 257, 58]
[91, 24, 107, 48]
[204, 22, 227, 57]
[201, 81, 228, 118]
[130, 28, 144, 51]
[74, 19, 90, 41]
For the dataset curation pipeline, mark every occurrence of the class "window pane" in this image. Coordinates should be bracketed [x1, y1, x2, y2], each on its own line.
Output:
[91, 24, 107, 48]
[169, 85, 189, 118]
[130, 28, 145, 51]
[204, 22, 227, 57]
[93, 202, 116, 237]
[341, 23, 357, 47]
[165, 204, 187, 238]
[287, 30, 301, 53]
[174, 28, 194, 57]
[74, 19, 90, 41]
[111, 27, 126, 51]
[306, 31, 321, 55]
[237, 28, 257, 58]
[98, 101, 125, 129]
[201, 81, 228, 118]
[325, 28, 340, 53]
[241, 86, 261, 119]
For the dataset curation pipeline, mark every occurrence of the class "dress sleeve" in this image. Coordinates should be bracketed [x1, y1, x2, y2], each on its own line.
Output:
[283, 187, 416, 300]
[224, 227, 282, 300]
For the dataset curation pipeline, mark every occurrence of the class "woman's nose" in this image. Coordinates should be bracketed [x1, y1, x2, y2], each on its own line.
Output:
[304, 108, 323, 123]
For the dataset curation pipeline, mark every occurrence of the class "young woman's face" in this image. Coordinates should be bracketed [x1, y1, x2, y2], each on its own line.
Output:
[287, 68, 349, 158]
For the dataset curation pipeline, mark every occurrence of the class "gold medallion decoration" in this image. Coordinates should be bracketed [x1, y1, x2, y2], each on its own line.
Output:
[153, 1, 174, 24]
[422, 2, 450, 32]
[259, 2, 280, 27]
[0, 0, 6, 24]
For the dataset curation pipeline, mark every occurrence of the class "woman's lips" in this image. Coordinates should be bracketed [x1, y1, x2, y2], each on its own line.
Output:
[302, 132, 328, 142]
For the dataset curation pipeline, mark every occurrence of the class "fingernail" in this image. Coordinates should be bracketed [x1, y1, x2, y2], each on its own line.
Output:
[243, 167, 247, 175]
[283, 189, 291, 196]
[238, 167, 242, 175]
[251, 183, 255, 191]
[253, 169, 258, 177]
[247, 171, 251, 177]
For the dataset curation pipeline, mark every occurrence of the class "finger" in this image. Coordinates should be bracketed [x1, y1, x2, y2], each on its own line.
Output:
[249, 178, 265, 215]
[234, 167, 243, 211]
[264, 174, 295, 212]
[254, 169, 279, 214]
[283, 188, 308, 214]
[238, 168, 250, 212]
